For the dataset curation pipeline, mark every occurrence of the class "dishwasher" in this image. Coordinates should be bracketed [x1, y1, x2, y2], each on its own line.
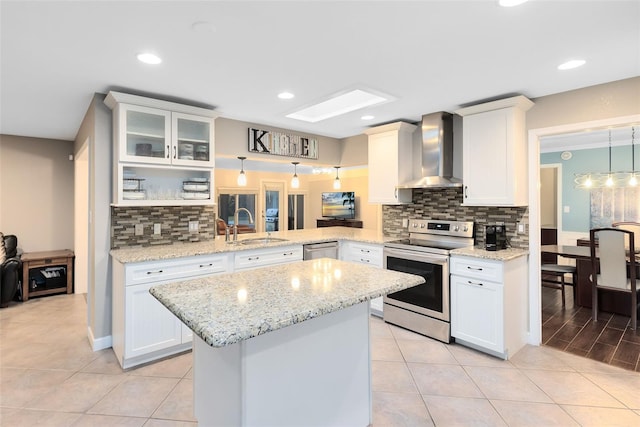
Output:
[303, 241, 339, 260]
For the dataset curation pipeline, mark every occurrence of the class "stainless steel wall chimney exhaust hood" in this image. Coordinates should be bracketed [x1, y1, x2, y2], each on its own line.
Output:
[396, 111, 462, 189]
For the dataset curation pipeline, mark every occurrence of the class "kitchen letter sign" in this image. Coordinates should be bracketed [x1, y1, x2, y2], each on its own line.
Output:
[248, 128, 319, 159]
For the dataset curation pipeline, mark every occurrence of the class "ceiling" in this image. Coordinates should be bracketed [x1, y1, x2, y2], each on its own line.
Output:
[1, 1, 639, 143]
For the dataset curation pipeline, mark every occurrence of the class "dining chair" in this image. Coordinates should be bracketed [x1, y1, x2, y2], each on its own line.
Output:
[612, 221, 640, 253]
[541, 263, 576, 307]
[590, 227, 639, 331]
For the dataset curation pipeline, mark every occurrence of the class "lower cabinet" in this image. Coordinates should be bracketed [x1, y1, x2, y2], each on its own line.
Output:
[234, 245, 303, 271]
[450, 254, 527, 360]
[340, 241, 384, 316]
[112, 253, 230, 369]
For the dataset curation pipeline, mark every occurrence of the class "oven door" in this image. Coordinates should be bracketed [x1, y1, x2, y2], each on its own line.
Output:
[383, 246, 450, 322]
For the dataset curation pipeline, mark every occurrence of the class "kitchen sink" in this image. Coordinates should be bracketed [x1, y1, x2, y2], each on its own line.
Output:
[239, 237, 289, 245]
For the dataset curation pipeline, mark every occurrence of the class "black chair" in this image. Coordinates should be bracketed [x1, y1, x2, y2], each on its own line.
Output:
[590, 228, 640, 330]
[541, 263, 577, 307]
[1, 233, 22, 307]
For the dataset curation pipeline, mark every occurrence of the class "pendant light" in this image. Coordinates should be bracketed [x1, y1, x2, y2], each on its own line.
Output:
[605, 130, 614, 187]
[629, 126, 637, 186]
[237, 156, 247, 187]
[333, 166, 341, 190]
[291, 161, 300, 189]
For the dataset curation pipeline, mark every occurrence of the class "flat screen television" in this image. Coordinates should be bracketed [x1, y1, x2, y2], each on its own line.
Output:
[322, 192, 356, 219]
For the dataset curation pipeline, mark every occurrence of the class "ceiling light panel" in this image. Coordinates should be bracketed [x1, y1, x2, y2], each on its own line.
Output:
[286, 89, 389, 123]
[137, 53, 162, 65]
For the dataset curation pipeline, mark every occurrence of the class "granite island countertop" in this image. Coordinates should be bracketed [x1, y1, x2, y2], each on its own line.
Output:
[451, 246, 529, 261]
[149, 258, 424, 348]
[111, 227, 393, 264]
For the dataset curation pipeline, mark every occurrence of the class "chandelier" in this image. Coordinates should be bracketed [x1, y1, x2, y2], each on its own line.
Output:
[574, 127, 637, 189]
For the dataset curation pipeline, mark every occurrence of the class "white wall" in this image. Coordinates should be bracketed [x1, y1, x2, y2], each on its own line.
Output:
[0, 134, 74, 251]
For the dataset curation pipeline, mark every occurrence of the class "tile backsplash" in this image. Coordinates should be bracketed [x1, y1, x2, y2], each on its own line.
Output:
[382, 188, 529, 249]
[111, 205, 216, 249]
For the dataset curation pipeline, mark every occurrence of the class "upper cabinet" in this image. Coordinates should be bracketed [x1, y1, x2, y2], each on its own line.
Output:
[365, 122, 417, 204]
[455, 96, 534, 206]
[105, 92, 218, 207]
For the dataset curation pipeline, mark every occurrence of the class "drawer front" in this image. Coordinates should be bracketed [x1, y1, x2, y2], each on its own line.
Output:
[126, 254, 229, 286]
[342, 242, 383, 268]
[450, 256, 503, 283]
[234, 246, 303, 271]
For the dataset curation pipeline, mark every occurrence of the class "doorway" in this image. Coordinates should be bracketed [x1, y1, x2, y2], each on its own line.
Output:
[528, 113, 640, 347]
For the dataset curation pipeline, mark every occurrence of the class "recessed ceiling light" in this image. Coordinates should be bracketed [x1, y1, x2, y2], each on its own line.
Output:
[191, 21, 216, 34]
[137, 53, 162, 65]
[499, 0, 529, 6]
[361, 115, 375, 121]
[278, 92, 295, 100]
[286, 89, 389, 123]
[558, 59, 586, 70]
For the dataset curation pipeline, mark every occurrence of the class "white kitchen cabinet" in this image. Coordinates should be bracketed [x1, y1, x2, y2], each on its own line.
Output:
[450, 254, 527, 359]
[340, 241, 384, 316]
[365, 122, 417, 204]
[112, 253, 230, 369]
[105, 91, 217, 207]
[455, 96, 533, 206]
[233, 245, 303, 271]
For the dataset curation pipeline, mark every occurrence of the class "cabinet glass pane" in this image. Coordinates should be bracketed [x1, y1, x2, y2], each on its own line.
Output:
[177, 118, 210, 162]
[126, 110, 167, 158]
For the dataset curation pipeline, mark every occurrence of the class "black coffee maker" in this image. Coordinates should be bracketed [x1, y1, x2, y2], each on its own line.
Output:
[485, 225, 507, 251]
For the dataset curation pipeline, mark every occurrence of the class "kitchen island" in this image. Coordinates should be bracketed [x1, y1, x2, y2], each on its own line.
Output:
[150, 258, 424, 427]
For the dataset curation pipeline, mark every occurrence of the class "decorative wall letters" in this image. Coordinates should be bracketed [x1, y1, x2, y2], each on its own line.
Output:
[248, 128, 319, 159]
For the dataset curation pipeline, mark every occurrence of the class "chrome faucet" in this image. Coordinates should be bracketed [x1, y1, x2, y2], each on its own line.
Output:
[233, 208, 254, 242]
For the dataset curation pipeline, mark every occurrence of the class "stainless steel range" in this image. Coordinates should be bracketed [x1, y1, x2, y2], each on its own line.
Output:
[383, 219, 475, 343]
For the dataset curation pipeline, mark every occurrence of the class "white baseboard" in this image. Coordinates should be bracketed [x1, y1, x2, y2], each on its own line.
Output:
[88, 326, 112, 351]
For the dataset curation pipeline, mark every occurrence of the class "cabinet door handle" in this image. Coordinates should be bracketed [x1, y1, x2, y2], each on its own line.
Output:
[467, 280, 484, 286]
[199, 263, 213, 268]
[283, 252, 294, 256]
[360, 249, 370, 253]
[467, 266, 483, 271]
[248, 256, 260, 261]
[464, 185, 468, 199]
[173, 146, 177, 159]
[394, 188, 398, 200]
[166, 145, 170, 158]
[360, 258, 370, 263]
[146, 270, 164, 275]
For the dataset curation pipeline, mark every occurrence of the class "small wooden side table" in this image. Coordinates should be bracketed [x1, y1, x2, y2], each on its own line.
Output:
[21, 249, 75, 301]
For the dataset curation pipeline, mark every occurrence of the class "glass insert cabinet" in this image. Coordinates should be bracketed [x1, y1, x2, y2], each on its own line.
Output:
[105, 91, 217, 206]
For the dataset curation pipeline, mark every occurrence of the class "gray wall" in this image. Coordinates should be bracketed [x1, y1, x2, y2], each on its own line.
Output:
[75, 93, 113, 347]
[528, 76, 640, 130]
[216, 117, 342, 166]
[0, 134, 74, 251]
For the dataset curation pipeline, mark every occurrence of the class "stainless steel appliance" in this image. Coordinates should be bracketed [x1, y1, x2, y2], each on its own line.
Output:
[485, 224, 507, 251]
[383, 219, 474, 343]
[303, 241, 339, 260]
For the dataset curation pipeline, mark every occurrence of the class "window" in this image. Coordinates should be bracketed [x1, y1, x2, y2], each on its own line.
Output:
[218, 191, 257, 228]
[288, 194, 305, 230]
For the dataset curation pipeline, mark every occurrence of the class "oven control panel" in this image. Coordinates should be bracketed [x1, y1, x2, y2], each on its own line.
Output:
[408, 219, 474, 238]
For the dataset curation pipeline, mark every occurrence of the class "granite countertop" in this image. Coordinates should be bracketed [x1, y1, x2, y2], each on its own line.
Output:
[111, 227, 392, 264]
[149, 258, 424, 348]
[451, 246, 529, 261]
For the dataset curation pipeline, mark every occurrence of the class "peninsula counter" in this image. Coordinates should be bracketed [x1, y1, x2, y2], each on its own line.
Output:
[150, 258, 424, 426]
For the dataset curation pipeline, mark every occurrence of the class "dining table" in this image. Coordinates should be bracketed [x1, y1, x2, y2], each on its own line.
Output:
[540, 244, 633, 316]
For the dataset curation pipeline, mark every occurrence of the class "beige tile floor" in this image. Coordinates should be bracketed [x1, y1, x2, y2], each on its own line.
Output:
[2, 294, 640, 426]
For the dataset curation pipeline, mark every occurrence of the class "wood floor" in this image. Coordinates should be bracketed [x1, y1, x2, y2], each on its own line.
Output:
[542, 284, 640, 372]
